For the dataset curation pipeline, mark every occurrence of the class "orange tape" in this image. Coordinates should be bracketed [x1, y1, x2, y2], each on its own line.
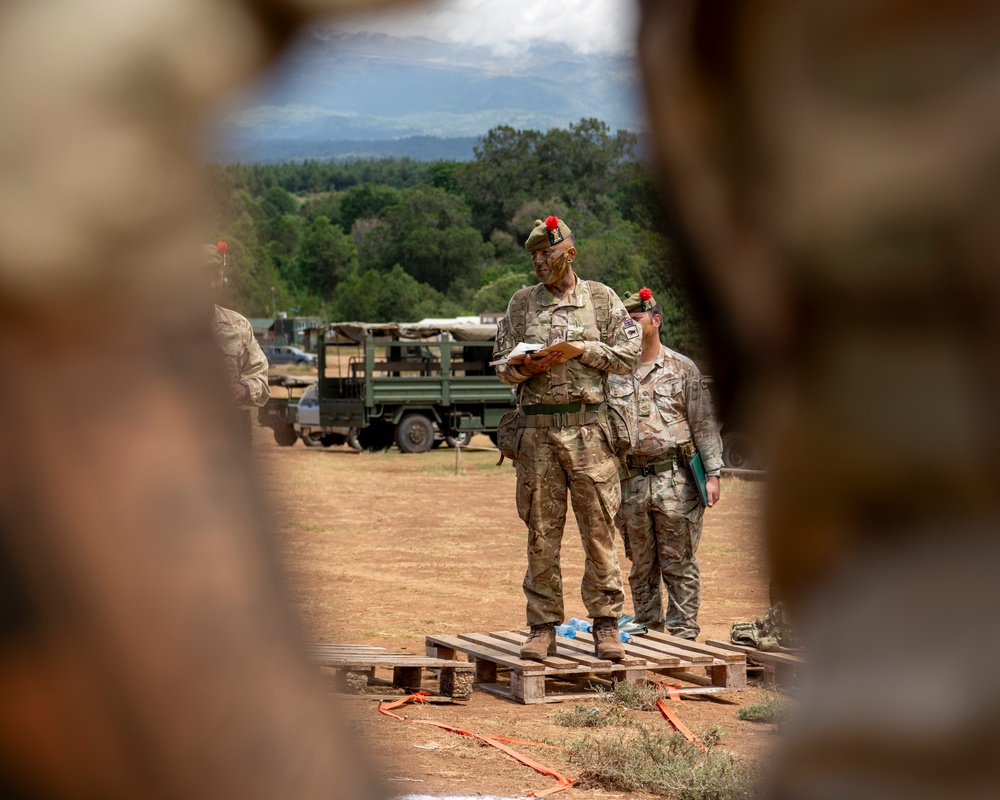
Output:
[377, 690, 430, 720]
[656, 699, 708, 752]
[378, 692, 573, 796]
[653, 681, 683, 701]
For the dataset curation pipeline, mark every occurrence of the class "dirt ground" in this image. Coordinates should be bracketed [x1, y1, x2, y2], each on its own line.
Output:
[253, 424, 778, 798]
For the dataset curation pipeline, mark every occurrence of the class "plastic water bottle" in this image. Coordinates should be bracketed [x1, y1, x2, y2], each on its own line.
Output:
[620, 631, 633, 644]
[554, 624, 577, 639]
[566, 617, 592, 633]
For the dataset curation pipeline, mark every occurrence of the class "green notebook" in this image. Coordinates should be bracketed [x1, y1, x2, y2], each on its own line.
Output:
[687, 450, 710, 507]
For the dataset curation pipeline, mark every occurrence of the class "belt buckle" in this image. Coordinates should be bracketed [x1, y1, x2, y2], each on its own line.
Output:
[642, 464, 655, 477]
[552, 412, 562, 428]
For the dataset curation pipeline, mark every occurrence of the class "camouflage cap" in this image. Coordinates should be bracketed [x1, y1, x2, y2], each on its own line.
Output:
[623, 286, 656, 313]
[203, 241, 227, 270]
[525, 216, 572, 251]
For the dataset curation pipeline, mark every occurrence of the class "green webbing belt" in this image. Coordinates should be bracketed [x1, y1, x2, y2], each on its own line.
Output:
[522, 403, 602, 415]
[622, 461, 675, 479]
[519, 403, 602, 429]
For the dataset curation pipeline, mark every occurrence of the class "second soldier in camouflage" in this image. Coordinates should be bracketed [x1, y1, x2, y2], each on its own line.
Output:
[608, 288, 723, 640]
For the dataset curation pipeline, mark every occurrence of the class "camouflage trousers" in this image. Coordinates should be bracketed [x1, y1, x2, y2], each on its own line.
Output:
[515, 422, 625, 626]
[616, 463, 704, 639]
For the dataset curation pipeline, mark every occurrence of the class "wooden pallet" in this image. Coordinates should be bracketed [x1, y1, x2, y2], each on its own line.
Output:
[706, 639, 803, 687]
[425, 630, 746, 704]
[309, 643, 474, 699]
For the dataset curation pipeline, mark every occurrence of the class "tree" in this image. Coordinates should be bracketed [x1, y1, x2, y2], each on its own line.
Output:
[297, 216, 358, 302]
[261, 213, 302, 283]
[427, 161, 459, 193]
[329, 264, 457, 323]
[362, 186, 488, 294]
[261, 186, 298, 218]
[572, 222, 648, 297]
[471, 272, 531, 315]
[339, 183, 402, 233]
[456, 125, 541, 236]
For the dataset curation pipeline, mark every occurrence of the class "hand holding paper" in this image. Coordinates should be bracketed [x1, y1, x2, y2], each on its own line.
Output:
[490, 340, 586, 367]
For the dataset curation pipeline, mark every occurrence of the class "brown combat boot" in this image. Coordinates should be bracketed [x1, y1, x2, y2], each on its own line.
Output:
[593, 617, 625, 660]
[520, 623, 557, 660]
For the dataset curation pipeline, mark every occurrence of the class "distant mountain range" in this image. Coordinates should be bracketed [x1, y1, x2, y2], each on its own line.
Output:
[209, 30, 644, 164]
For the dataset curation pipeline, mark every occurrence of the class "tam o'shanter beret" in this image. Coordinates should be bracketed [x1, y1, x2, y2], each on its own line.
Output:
[623, 286, 656, 312]
[202, 241, 227, 269]
[525, 216, 572, 251]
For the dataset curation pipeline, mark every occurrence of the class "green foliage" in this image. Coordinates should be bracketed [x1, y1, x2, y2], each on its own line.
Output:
[297, 217, 358, 301]
[737, 694, 792, 725]
[457, 118, 635, 240]
[204, 119, 709, 349]
[471, 271, 531, 314]
[339, 183, 403, 233]
[556, 703, 631, 729]
[261, 186, 298, 217]
[595, 678, 679, 712]
[427, 161, 459, 192]
[329, 264, 456, 323]
[360, 185, 489, 294]
[570, 724, 762, 799]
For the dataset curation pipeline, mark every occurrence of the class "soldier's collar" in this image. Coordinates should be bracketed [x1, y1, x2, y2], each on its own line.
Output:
[536, 278, 586, 307]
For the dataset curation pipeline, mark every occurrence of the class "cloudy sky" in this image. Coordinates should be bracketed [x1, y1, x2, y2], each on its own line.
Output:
[331, 0, 638, 57]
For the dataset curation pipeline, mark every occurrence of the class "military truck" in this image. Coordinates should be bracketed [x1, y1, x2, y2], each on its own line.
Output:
[260, 322, 515, 452]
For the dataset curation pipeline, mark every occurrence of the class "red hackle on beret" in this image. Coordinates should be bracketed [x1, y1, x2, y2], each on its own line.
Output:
[545, 216, 559, 231]
[216, 241, 228, 254]
[638, 287, 653, 301]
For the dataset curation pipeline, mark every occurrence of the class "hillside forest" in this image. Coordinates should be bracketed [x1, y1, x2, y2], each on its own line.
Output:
[205, 118, 705, 357]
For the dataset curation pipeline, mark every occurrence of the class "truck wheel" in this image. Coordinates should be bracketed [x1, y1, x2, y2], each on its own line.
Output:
[347, 428, 362, 451]
[356, 423, 394, 452]
[395, 414, 435, 454]
[273, 426, 298, 447]
[722, 432, 760, 470]
[320, 433, 346, 447]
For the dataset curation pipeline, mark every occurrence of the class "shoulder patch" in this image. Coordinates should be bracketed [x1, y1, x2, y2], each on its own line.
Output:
[623, 317, 640, 340]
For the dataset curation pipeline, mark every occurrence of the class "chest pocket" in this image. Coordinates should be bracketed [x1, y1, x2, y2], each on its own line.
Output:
[653, 379, 685, 422]
[607, 378, 634, 409]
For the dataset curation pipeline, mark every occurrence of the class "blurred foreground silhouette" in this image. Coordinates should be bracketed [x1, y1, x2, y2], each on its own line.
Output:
[0, 1, 417, 798]
[638, 0, 1000, 796]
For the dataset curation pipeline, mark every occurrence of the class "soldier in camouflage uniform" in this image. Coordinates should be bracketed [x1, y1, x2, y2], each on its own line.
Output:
[609, 288, 723, 640]
[206, 242, 269, 448]
[493, 216, 641, 661]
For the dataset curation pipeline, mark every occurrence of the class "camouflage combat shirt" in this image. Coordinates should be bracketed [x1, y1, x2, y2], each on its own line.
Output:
[608, 343, 723, 471]
[493, 279, 641, 405]
[213, 305, 270, 408]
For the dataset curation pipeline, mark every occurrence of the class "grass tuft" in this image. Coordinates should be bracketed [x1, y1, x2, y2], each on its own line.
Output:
[570, 723, 762, 799]
[555, 703, 631, 728]
[737, 693, 792, 725]
[594, 678, 677, 711]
